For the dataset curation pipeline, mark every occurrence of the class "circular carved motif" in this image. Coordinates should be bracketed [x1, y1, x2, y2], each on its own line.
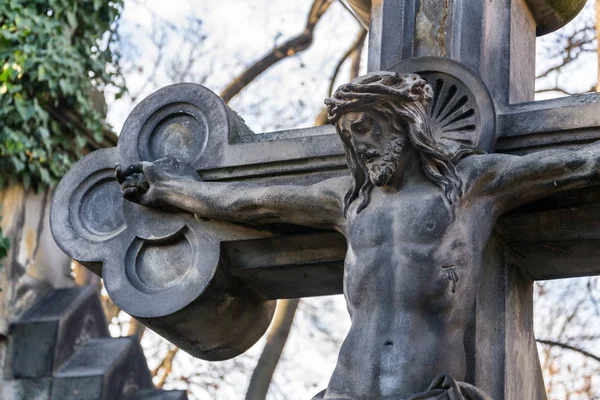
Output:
[425, 72, 479, 147]
[138, 104, 208, 165]
[118, 83, 236, 170]
[390, 57, 497, 153]
[133, 235, 192, 291]
[71, 169, 126, 242]
[52, 86, 275, 360]
[121, 226, 207, 300]
[135, 238, 191, 289]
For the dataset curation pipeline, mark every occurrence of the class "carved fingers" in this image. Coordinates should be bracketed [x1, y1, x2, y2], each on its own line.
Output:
[115, 162, 154, 204]
[115, 158, 200, 207]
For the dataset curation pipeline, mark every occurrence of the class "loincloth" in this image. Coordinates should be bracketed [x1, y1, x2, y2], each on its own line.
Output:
[312, 374, 494, 400]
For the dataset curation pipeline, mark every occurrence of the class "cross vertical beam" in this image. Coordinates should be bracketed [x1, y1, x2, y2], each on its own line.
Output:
[364, 1, 583, 398]
[367, 0, 536, 105]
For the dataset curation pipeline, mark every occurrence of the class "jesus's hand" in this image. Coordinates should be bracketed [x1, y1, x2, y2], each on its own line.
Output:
[115, 158, 200, 208]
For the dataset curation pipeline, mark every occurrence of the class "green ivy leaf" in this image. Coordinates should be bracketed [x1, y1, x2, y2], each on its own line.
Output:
[0, 235, 9, 259]
[37, 64, 46, 81]
[0, 206, 11, 273]
[66, 11, 78, 29]
[14, 96, 35, 121]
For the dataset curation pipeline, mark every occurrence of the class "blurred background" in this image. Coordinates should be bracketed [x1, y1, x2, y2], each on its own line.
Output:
[0, 0, 599, 399]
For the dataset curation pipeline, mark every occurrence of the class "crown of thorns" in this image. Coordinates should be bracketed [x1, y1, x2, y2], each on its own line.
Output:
[325, 72, 433, 123]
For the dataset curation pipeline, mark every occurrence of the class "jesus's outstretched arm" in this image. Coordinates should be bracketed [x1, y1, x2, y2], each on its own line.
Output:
[460, 141, 600, 214]
[116, 158, 349, 231]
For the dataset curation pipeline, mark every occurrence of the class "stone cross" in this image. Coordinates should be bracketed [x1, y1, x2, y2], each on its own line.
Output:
[50, 1, 599, 399]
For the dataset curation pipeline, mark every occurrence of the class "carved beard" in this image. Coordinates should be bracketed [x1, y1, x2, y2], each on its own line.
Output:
[366, 136, 405, 186]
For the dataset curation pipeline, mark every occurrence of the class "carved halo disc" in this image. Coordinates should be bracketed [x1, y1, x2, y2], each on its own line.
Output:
[390, 57, 497, 153]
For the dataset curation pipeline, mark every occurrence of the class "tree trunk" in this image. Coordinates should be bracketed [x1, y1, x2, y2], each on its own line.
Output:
[245, 299, 300, 400]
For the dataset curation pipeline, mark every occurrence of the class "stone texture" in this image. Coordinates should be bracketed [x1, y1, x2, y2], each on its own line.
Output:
[346, 0, 587, 36]
[4, 286, 109, 379]
[50, 337, 152, 400]
[2, 286, 187, 400]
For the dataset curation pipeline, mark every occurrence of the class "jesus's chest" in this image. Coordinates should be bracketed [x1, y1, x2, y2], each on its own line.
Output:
[346, 189, 455, 249]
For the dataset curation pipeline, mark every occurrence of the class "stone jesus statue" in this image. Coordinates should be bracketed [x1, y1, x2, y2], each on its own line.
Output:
[116, 72, 600, 399]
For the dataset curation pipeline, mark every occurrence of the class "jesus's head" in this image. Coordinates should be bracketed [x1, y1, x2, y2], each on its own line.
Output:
[326, 71, 465, 214]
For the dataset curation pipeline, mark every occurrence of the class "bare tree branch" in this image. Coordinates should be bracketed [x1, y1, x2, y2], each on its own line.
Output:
[349, 28, 366, 80]
[315, 26, 366, 126]
[127, 318, 146, 339]
[165, 17, 211, 83]
[101, 292, 121, 323]
[534, 87, 578, 96]
[219, 0, 334, 103]
[537, 339, 600, 363]
[336, 0, 362, 25]
[327, 27, 367, 97]
[42, 104, 117, 150]
[245, 299, 299, 400]
[153, 345, 180, 388]
[536, 26, 596, 80]
[127, 14, 167, 103]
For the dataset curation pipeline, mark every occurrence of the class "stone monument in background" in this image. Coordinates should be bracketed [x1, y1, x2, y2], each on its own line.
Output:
[50, 1, 600, 399]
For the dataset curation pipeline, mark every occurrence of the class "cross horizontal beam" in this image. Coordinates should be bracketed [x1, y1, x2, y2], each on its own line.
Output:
[198, 93, 600, 183]
[220, 186, 600, 301]
[186, 88, 600, 289]
[497, 93, 600, 153]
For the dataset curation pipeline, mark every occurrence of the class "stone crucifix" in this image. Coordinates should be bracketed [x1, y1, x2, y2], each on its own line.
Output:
[51, 1, 600, 399]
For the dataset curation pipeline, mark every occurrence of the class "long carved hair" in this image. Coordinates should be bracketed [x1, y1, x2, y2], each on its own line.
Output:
[325, 72, 468, 215]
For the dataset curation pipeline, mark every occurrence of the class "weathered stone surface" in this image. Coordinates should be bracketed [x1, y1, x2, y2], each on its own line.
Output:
[525, 0, 587, 35]
[50, 337, 152, 400]
[50, 51, 600, 399]
[111, 62, 600, 399]
[0, 378, 52, 400]
[3, 286, 187, 400]
[346, 0, 587, 36]
[4, 286, 109, 379]
[51, 85, 279, 361]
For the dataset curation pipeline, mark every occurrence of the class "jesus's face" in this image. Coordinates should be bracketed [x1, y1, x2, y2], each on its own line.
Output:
[339, 110, 409, 187]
